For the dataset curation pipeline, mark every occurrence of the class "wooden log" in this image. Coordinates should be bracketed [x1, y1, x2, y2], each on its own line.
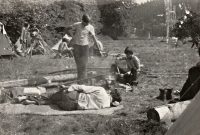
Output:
[0, 79, 28, 88]
[40, 82, 60, 88]
[147, 100, 191, 122]
[146, 75, 183, 78]
[38, 66, 146, 75]
[165, 90, 200, 135]
[149, 73, 187, 75]
[41, 74, 104, 88]
[44, 74, 77, 82]
[0, 74, 77, 88]
[37, 67, 112, 74]
[40, 82, 71, 89]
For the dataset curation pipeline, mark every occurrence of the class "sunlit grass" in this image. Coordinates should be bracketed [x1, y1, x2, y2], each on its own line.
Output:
[0, 39, 199, 135]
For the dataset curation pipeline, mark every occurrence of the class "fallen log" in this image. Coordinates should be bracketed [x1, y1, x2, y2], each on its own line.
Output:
[145, 75, 183, 78]
[38, 65, 146, 75]
[37, 67, 113, 74]
[44, 74, 77, 82]
[165, 89, 200, 135]
[40, 82, 60, 88]
[40, 74, 104, 88]
[0, 74, 77, 88]
[147, 100, 191, 123]
[149, 73, 187, 75]
[0, 79, 29, 88]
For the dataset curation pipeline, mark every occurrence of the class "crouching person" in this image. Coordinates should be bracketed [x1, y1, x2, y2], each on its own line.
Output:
[110, 47, 140, 86]
[55, 37, 74, 58]
[22, 84, 122, 111]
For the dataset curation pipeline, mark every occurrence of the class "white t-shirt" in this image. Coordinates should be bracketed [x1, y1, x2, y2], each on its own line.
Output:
[71, 22, 95, 46]
[68, 85, 111, 110]
[118, 55, 141, 72]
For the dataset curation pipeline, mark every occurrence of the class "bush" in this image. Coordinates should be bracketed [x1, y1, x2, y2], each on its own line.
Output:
[0, 0, 102, 46]
[98, 1, 137, 39]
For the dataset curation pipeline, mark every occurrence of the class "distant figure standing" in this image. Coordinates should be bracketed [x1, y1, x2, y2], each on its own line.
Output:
[20, 22, 30, 50]
[66, 14, 99, 84]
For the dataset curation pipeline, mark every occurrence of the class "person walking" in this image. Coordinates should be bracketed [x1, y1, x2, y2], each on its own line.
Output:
[66, 14, 99, 84]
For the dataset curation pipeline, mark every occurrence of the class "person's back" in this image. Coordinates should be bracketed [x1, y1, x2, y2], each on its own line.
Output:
[180, 64, 200, 101]
[68, 85, 111, 110]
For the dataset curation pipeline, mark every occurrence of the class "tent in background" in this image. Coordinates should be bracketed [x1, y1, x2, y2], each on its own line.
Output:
[0, 33, 14, 56]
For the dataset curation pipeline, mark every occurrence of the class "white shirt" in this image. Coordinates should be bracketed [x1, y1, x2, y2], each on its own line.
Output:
[20, 27, 29, 42]
[71, 22, 95, 46]
[68, 85, 111, 110]
[118, 55, 141, 72]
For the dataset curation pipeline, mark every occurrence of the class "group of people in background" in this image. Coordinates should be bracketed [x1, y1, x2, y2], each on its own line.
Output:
[0, 13, 142, 110]
[20, 14, 140, 87]
[14, 22, 46, 57]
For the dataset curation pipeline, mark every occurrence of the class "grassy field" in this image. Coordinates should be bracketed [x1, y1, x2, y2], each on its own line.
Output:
[0, 38, 199, 135]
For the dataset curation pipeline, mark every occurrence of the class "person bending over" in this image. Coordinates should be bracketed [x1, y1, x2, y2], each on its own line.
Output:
[55, 37, 73, 58]
[110, 47, 141, 86]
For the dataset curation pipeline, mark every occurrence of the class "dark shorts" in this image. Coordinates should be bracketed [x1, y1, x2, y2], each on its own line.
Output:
[49, 90, 79, 111]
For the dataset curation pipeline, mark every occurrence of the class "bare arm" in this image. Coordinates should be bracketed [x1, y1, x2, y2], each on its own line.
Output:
[91, 35, 98, 48]
[68, 85, 103, 94]
[132, 56, 140, 71]
[115, 56, 126, 65]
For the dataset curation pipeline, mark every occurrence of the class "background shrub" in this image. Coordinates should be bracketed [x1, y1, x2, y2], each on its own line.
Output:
[0, 0, 102, 46]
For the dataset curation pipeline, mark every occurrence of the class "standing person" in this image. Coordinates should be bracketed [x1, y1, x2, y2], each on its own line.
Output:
[66, 14, 99, 84]
[110, 47, 141, 86]
[20, 22, 30, 51]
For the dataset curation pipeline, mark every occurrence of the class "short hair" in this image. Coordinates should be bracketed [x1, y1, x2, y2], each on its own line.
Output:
[124, 47, 133, 54]
[24, 22, 29, 27]
[82, 14, 90, 23]
[62, 38, 69, 43]
[110, 89, 122, 103]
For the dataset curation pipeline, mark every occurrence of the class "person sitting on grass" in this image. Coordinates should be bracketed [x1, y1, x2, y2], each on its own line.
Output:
[110, 46, 141, 86]
[20, 84, 122, 111]
[13, 44, 25, 57]
[169, 61, 200, 103]
[55, 36, 74, 59]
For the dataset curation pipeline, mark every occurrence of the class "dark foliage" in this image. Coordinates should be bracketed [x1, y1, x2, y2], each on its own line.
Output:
[0, 0, 102, 46]
[172, 11, 200, 40]
[0, 0, 200, 45]
[99, 1, 138, 39]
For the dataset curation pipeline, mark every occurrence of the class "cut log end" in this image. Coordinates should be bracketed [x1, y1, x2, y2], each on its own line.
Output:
[147, 108, 160, 122]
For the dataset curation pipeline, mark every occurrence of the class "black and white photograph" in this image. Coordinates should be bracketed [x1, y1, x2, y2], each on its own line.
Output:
[0, 0, 199, 134]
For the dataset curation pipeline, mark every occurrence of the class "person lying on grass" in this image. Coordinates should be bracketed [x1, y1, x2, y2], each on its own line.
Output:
[19, 84, 122, 111]
[110, 46, 141, 86]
